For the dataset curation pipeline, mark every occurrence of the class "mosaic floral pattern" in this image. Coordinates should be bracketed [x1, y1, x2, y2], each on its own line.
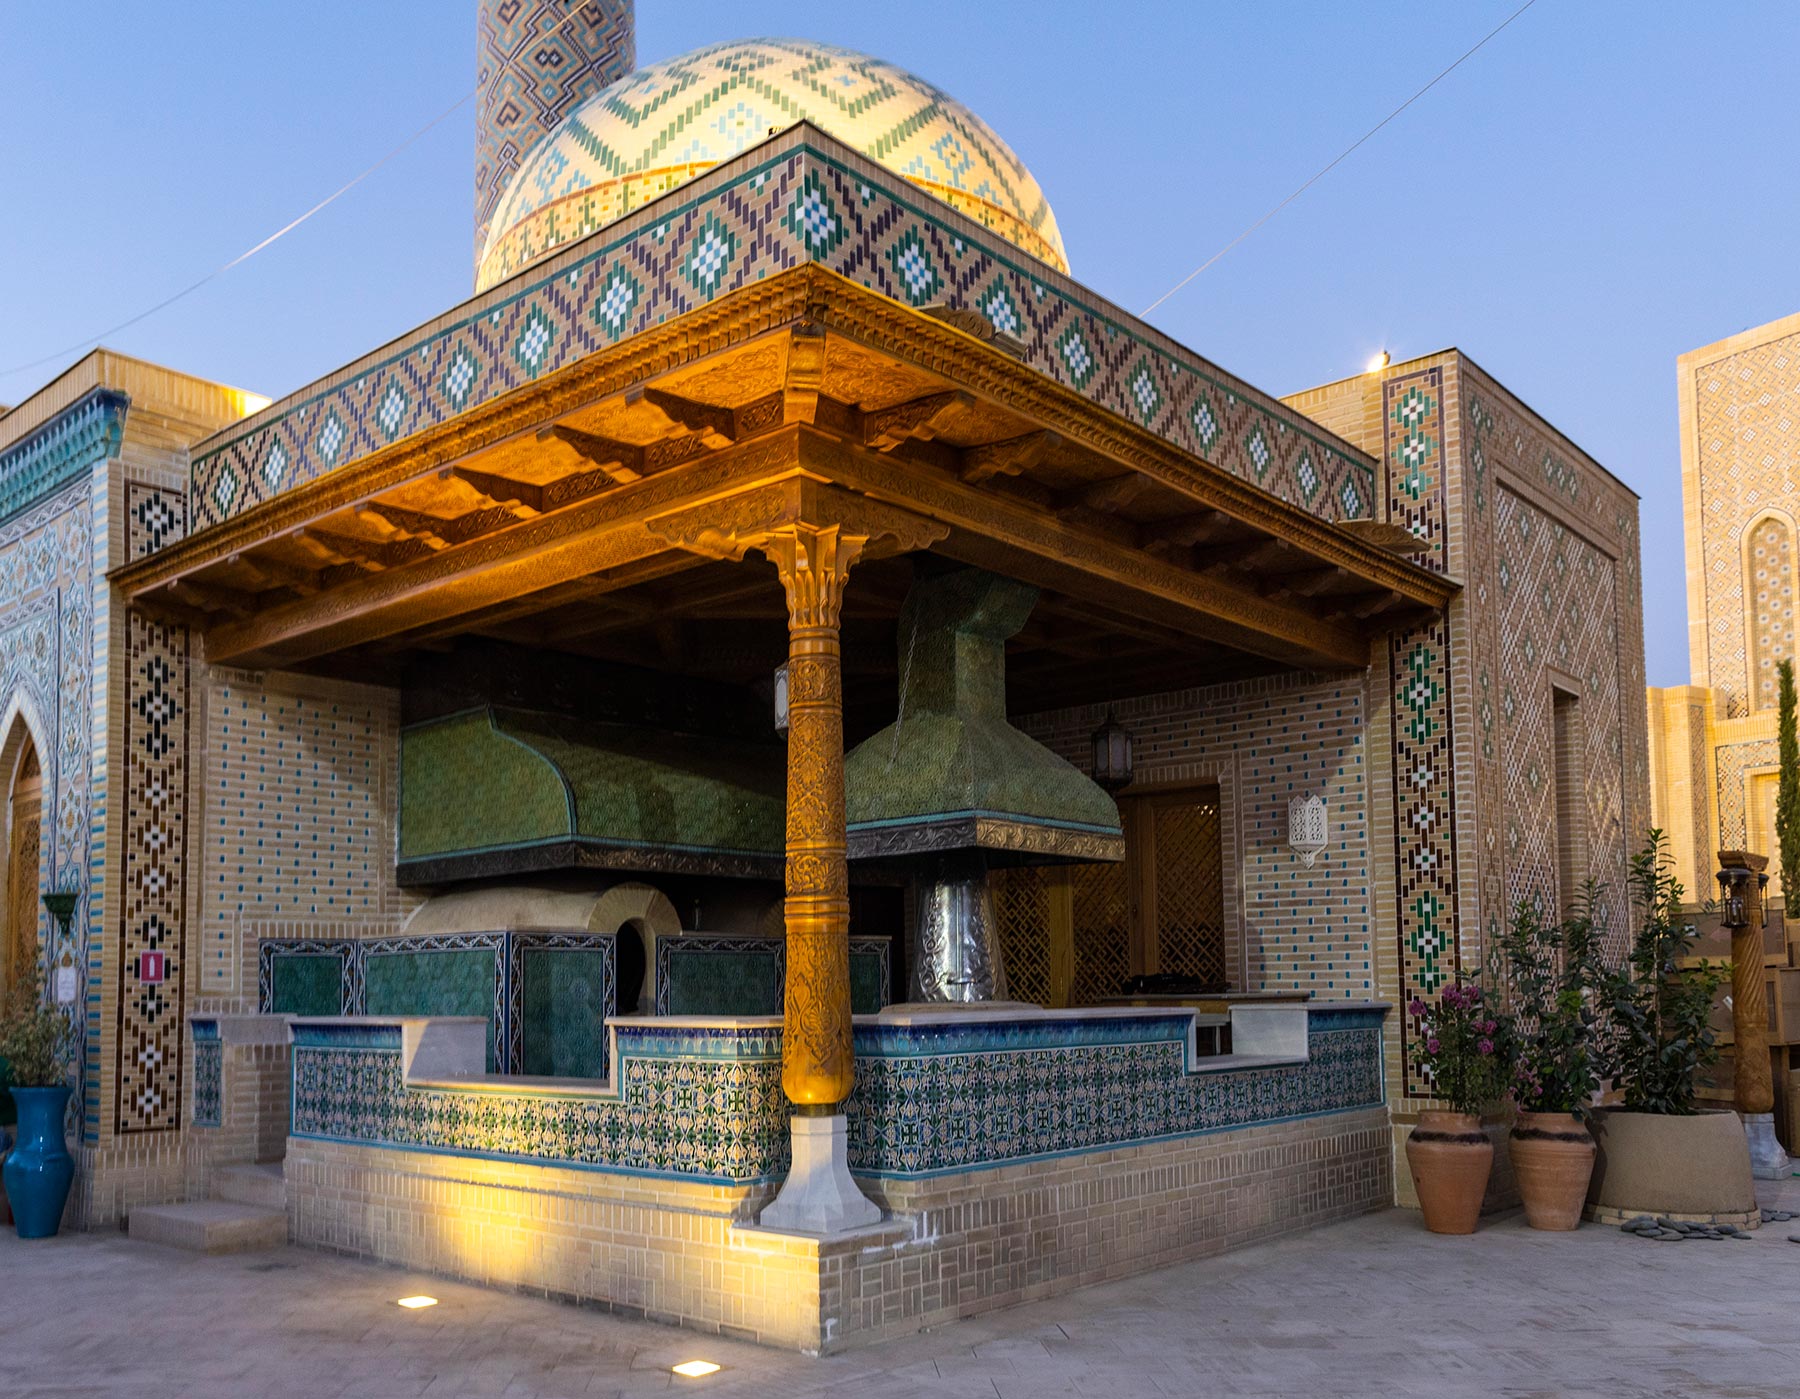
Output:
[190, 1020, 222, 1128]
[291, 1020, 790, 1183]
[288, 1010, 1384, 1184]
[0, 388, 125, 526]
[189, 139, 1373, 535]
[848, 1010, 1384, 1177]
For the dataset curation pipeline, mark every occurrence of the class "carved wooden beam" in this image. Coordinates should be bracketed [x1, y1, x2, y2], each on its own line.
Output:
[449, 465, 543, 516]
[1064, 471, 1154, 513]
[540, 425, 644, 483]
[632, 385, 736, 447]
[1143, 509, 1235, 556]
[199, 430, 804, 667]
[960, 430, 1060, 485]
[800, 428, 1370, 671]
[784, 322, 827, 426]
[862, 390, 973, 452]
[167, 578, 254, 618]
[294, 526, 433, 572]
[227, 552, 319, 596]
[1199, 536, 1288, 576]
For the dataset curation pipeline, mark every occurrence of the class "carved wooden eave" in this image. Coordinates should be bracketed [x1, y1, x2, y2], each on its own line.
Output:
[112, 265, 1456, 677]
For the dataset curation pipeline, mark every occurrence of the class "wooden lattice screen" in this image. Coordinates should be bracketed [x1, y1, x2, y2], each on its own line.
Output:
[990, 865, 1054, 1004]
[1069, 861, 1130, 1004]
[1147, 797, 1226, 986]
[988, 788, 1224, 1007]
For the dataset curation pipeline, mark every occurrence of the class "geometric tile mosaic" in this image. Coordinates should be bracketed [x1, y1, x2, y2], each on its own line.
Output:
[1689, 325, 1800, 717]
[114, 482, 193, 1135]
[474, 0, 633, 259]
[189, 136, 1375, 537]
[287, 1007, 1384, 1185]
[1383, 369, 1460, 1098]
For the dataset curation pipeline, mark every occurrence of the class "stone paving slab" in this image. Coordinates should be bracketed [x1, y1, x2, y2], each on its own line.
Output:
[3, 1175, 1795, 1399]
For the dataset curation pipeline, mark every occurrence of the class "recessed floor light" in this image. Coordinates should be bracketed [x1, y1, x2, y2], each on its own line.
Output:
[396, 1295, 438, 1309]
[672, 1360, 721, 1378]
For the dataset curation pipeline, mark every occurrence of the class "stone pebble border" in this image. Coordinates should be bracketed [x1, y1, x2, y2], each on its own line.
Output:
[1618, 1207, 1795, 1242]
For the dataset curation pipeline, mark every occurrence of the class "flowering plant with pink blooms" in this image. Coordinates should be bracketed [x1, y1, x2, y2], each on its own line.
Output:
[1408, 975, 1514, 1115]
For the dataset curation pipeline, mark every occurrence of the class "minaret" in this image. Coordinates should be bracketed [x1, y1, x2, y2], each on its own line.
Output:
[475, 0, 634, 270]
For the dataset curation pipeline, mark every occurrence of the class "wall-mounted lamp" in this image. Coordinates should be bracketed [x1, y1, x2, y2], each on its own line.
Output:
[1289, 794, 1328, 867]
[772, 662, 790, 734]
[1089, 710, 1134, 792]
[41, 888, 80, 1006]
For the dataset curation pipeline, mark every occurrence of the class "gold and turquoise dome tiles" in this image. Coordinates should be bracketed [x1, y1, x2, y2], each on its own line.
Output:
[190, 139, 1372, 533]
[475, 38, 1067, 290]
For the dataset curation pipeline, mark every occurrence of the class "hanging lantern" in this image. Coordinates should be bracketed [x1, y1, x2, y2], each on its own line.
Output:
[1717, 866, 1751, 930]
[1089, 710, 1134, 792]
[1289, 793, 1329, 867]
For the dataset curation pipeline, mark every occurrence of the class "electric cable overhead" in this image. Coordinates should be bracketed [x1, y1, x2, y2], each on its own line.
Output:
[0, 3, 593, 384]
[1139, 0, 1542, 318]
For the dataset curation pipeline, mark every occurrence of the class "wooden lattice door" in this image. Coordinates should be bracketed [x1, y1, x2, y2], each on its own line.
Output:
[6, 748, 42, 998]
[1140, 792, 1226, 986]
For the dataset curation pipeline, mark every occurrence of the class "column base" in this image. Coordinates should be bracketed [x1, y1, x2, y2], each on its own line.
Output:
[1742, 1112, 1793, 1180]
[759, 1112, 881, 1236]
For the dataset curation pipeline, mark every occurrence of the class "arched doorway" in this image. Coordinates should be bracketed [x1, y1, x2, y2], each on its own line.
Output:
[4, 738, 43, 1003]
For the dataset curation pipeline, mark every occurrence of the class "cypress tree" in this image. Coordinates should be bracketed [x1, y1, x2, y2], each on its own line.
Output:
[1778, 658, 1800, 910]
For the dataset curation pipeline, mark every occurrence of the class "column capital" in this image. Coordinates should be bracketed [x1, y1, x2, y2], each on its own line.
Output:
[645, 476, 947, 578]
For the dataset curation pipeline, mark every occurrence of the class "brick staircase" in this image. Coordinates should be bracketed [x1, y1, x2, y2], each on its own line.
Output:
[127, 1162, 287, 1254]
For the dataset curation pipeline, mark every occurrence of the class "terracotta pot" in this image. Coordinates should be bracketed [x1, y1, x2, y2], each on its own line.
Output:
[1509, 1111, 1595, 1230]
[1406, 1110, 1493, 1234]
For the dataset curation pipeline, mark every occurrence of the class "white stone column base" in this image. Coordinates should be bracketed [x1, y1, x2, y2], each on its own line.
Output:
[758, 1112, 881, 1235]
[1742, 1112, 1793, 1180]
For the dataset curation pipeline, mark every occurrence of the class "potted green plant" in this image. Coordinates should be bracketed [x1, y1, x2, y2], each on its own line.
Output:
[1585, 833, 1753, 1225]
[1497, 890, 1604, 1230]
[1405, 973, 1513, 1234]
[0, 964, 77, 1238]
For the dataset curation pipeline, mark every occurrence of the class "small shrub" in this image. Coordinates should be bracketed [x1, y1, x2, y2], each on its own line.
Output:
[1596, 832, 1726, 1115]
[1409, 974, 1513, 1115]
[0, 963, 75, 1090]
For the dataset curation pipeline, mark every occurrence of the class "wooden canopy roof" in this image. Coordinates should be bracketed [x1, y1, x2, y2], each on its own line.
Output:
[113, 267, 1454, 725]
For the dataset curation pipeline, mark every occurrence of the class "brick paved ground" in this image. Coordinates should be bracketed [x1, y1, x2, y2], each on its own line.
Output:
[5, 1176, 1796, 1399]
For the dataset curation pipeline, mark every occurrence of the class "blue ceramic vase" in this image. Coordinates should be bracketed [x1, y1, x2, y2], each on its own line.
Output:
[3, 1085, 73, 1238]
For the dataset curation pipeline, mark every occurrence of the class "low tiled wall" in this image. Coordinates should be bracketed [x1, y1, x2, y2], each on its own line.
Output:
[284, 1005, 1389, 1352]
[185, 1015, 292, 1197]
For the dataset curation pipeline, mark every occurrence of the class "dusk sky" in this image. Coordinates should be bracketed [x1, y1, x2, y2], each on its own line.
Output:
[4, 0, 1796, 687]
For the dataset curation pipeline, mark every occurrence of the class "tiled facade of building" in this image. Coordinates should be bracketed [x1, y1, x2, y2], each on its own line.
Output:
[1286, 351, 1648, 1114]
[1649, 310, 1800, 904]
[0, 354, 259, 1226]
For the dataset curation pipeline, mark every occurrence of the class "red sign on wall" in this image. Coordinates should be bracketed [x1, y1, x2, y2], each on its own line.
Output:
[138, 951, 166, 984]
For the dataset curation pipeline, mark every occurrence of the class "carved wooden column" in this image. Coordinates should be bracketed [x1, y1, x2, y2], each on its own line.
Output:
[1717, 849, 1790, 1177]
[645, 473, 947, 1234]
[765, 522, 863, 1107]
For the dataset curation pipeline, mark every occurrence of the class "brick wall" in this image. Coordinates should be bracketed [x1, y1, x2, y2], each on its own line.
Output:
[1016, 671, 1374, 998]
[287, 1105, 1390, 1354]
[191, 668, 419, 1009]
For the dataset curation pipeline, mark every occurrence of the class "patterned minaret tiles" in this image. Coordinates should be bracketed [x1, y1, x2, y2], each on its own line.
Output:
[474, 0, 634, 270]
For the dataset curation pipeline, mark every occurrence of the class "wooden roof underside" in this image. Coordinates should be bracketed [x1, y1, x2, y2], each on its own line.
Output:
[114, 269, 1455, 724]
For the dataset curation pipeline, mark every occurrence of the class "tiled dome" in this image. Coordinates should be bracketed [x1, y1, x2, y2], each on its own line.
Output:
[474, 37, 1067, 291]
